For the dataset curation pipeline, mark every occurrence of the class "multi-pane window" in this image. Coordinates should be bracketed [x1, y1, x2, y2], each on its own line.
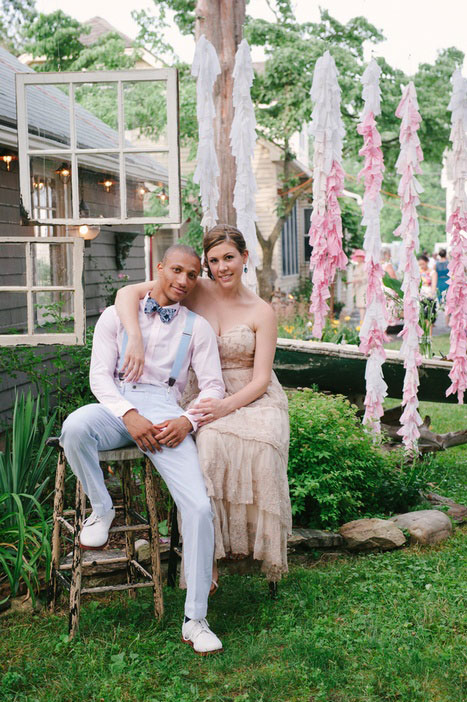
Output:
[16, 69, 181, 227]
[0, 237, 84, 345]
[281, 203, 298, 276]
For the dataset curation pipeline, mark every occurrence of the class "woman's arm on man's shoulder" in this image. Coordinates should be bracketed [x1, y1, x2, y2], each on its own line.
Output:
[114, 281, 153, 381]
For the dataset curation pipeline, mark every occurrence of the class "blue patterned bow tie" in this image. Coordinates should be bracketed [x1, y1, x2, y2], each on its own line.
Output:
[144, 296, 178, 323]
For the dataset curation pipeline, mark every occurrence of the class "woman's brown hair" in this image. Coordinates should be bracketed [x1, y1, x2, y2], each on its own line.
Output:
[203, 224, 247, 279]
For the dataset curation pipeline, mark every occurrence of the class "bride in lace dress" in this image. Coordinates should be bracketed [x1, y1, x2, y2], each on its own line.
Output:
[115, 225, 292, 584]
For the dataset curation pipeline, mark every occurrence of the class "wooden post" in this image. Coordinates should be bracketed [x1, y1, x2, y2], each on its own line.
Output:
[195, 0, 246, 225]
[68, 480, 86, 638]
[48, 449, 66, 612]
[144, 459, 164, 618]
[121, 462, 137, 599]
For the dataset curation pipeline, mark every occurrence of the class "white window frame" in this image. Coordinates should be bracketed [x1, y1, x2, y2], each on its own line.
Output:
[16, 69, 181, 226]
[0, 237, 85, 345]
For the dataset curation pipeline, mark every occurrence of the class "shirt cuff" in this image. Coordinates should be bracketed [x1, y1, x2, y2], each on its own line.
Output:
[182, 411, 197, 433]
[102, 398, 136, 419]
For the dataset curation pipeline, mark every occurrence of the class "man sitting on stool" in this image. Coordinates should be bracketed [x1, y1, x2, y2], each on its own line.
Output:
[60, 245, 224, 655]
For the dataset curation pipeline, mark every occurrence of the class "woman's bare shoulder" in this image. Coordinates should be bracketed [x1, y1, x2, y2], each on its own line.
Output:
[252, 296, 276, 327]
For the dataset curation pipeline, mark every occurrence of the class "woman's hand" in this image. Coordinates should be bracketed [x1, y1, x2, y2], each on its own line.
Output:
[191, 397, 229, 427]
[121, 335, 145, 382]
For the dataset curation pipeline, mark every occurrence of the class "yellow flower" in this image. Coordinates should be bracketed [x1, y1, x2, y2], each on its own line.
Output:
[331, 319, 339, 326]
[356, 326, 361, 331]
[344, 315, 351, 321]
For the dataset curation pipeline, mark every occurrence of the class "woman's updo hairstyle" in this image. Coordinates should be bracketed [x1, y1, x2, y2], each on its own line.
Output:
[203, 224, 247, 280]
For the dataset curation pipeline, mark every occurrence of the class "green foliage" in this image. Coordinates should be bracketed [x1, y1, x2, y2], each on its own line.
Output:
[1, 526, 465, 701]
[288, 388, 427, 528]
[72, 32, 137, 71]
[22, 10, 89, 71]
[0, 0, 36, 53]
[0, 393, 56, 515]
[0, 493, 51, 604]
[0, 393, 54, 603]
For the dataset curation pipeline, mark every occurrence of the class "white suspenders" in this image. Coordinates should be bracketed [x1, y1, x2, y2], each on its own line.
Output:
[118, 309, 196, 387]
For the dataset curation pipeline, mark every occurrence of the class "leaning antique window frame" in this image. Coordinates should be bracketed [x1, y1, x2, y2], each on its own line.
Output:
[0, 237, 85, 345]
[16, 69, 181, 226]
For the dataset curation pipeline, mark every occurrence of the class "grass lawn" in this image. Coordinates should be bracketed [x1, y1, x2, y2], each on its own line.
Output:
[1, 402, 465, 702]
[384, 333, 451, 358]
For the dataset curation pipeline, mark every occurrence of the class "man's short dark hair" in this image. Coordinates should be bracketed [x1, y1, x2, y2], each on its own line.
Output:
[162, 244, 201, 268]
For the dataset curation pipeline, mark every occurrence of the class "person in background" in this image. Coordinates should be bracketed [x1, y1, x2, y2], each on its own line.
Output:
[418, 253, 437, 334]
[351, 249, 367, 325]
[435, 248, 450, 304]
[381, 247, 397, 279]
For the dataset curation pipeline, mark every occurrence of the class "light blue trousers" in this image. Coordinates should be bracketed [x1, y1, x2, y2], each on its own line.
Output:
[60, 383, 214, 620]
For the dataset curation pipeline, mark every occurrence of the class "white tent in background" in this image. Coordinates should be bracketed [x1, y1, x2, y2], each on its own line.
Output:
[230, 38, 259, 291]
[192, 35, 221, 230]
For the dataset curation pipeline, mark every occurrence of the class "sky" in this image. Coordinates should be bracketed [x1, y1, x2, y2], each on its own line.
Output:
[35, 0, 467, 75]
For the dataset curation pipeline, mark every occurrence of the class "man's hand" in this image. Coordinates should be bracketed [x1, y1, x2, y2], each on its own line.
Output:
[122, 409, 162, 453]
[154, 416, 192, 448]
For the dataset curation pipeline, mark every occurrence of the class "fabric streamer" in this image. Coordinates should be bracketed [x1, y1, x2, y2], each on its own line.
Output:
[357, 59, 388, 433]
[445, 69, 467, 403]
[394, 82, 424, 452]
[230, 38, 259, 291]
[192, 35, 221, 230]
[308, 51, 347, 338]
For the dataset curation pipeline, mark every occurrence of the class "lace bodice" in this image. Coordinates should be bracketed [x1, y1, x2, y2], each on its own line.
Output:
[217, 324, 255, 370]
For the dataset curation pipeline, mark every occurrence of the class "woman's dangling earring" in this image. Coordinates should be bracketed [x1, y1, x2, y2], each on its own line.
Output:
[244, 264, 248, 273]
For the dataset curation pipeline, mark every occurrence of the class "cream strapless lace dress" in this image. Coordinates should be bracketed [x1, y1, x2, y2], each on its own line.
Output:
[183, 324, 292, 581]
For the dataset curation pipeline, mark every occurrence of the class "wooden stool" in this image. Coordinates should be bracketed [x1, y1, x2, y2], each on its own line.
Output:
[47, 439, 179, 638]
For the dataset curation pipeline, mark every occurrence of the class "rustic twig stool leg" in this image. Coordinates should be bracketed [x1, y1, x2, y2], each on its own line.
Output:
[48, 448, 66, 612]
[121, 462, 137, 598]
[144, 458, 163, 618]
[68, 480, 86, 638]
[167, 505, 179, 588]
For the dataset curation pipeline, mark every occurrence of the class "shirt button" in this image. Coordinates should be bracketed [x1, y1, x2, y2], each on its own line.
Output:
[132, 385, 137, 389]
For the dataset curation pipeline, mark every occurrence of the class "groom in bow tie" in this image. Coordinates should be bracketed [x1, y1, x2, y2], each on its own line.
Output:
[60, 244, 225, 655]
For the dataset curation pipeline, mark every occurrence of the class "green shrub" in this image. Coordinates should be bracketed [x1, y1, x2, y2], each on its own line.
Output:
[288, 388, 428, 529]
[0, 493, 51, 605]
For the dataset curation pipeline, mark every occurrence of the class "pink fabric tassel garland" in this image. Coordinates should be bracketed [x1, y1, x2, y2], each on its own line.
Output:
[308, 51, 347, 338]
[357, 60, 388, 432]
[394, 82, 424, 452]
[445, 69, 467, 403]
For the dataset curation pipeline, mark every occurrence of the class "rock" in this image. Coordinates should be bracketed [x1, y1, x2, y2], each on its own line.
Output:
[339, 518, 405, 551]
[423, 493, 467, 524]
[288, 528, 344, 549]
[135, 539, 150, 561]
[391, 510, 452, 545]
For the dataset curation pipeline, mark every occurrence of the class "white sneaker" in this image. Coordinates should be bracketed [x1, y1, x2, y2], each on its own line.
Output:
[181, 618, 223, 655]
[79, 507, 115, 549]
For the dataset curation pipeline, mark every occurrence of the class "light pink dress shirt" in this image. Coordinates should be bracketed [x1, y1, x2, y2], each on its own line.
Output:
[90, 294, 224, 431]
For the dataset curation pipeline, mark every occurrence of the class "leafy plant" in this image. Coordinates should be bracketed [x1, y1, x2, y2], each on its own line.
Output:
[288, 388, 427, 529]
[0, 493, 51, 605]
[0, 393, 56, 521]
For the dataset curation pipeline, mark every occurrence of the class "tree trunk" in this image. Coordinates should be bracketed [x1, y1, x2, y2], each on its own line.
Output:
[195, 0, 245, 226]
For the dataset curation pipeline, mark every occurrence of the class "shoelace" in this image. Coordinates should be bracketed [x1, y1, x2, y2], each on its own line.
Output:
[187, 618, 212, 642]
[82, 512, 99, 527]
